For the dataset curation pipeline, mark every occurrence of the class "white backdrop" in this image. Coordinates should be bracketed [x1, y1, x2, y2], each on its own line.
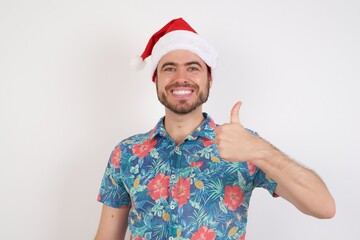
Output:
[1, 0, 359, 239]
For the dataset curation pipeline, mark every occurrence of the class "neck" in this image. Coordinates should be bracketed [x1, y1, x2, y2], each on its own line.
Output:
[164, 107, 205, 145]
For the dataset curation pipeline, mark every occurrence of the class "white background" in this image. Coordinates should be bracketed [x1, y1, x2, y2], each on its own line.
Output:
[1, 0, 359, 239]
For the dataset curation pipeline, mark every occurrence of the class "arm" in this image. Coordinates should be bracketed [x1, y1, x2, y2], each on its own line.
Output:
[95, 204, 130, 240]
[250, 142, 335, 219]
[215, 101, 336, 219]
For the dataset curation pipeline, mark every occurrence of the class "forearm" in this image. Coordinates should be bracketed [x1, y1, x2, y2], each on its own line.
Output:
[252, 145, 336, 219]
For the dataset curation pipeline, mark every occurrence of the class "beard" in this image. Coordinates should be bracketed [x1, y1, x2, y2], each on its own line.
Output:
[156, 81, 210, 115]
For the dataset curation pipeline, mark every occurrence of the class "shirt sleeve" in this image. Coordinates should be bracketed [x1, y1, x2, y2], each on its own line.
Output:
[97, 145, 131, 208]
[253, 167, 278, 197]
[246, 129, 278, 197]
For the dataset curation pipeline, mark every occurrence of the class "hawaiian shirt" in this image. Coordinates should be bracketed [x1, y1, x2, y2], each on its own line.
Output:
[97, 113, 277, 240]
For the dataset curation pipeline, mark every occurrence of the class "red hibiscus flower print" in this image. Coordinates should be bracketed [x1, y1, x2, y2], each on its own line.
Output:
[209, 119, 216, 129]
[200, 138, 214, 147]
[239, 232, 246, 240]
[147, 173, 170, 201]
[247, 162, 256, 176]
[190, 162, 203, 168]
[132, 139, 157, 158]
[110, 146, 121, 168]
[134, 237, 146, 240]
[171, 177, 191, 207]
[223, 185, 244, 211]
[191, 226, 216, 240]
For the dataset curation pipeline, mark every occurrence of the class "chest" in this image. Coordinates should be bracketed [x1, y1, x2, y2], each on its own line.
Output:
[119, 140, 254, 198]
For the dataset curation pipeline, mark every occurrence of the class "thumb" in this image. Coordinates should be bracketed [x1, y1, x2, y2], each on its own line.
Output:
[230, 101, 242, 124]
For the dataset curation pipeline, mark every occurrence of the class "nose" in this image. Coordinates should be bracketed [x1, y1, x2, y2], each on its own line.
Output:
[173, 68, 188, 83]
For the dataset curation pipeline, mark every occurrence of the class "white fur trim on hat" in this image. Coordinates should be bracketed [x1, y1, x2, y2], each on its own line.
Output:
[150, 30, 217, 75]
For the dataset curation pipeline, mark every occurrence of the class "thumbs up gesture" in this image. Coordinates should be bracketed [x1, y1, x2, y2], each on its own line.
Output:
[215, 101, 269, 163]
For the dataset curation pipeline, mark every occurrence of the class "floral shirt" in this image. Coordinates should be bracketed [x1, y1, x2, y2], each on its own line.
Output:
[97, 113, 277, 240]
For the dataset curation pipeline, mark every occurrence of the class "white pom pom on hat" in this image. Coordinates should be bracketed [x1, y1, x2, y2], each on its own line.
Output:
[130, 55, 146, 71]
[132, 17, 217, 82]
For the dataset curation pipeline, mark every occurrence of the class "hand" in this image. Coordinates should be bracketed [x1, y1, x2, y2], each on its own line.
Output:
[214, 101, 270, 162]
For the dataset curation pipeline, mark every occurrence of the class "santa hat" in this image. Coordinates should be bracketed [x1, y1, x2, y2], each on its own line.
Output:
[131, 18, 217, 82]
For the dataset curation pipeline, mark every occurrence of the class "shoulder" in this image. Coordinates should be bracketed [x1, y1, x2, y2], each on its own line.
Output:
[117, 130, 153, 147]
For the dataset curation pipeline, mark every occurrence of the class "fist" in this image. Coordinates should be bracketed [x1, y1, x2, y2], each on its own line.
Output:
[214, 101, 267, 162]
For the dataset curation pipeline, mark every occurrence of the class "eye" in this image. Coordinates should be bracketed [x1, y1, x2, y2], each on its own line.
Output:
[163, 66, 176, 72]
[187, 66, 199, 72]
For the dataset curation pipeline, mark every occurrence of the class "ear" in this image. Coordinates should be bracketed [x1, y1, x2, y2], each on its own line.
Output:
[206, 65, 213, 88]
[152, 70, 157, 83]
[208, 74, 213, 88]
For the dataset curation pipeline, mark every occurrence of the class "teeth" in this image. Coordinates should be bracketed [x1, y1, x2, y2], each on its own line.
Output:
[173, 90, 191, 95]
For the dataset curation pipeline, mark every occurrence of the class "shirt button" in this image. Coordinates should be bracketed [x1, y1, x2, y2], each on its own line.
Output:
[169, 237, 174, 240]
[175, 146, 181, 154]
[170, 204, 175, 209]
[170, 174, 176, 179]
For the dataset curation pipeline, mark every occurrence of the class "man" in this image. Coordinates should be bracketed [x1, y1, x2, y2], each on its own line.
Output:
[95, 18, 335, 240]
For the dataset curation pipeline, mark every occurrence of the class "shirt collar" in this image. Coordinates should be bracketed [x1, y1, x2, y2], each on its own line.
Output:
[149, 113, 216, 141]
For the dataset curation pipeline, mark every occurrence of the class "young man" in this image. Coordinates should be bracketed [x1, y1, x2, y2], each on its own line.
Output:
[95, 18, 335, 240]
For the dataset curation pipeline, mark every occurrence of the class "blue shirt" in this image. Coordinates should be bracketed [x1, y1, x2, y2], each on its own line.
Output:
[98, 113, 277, 240]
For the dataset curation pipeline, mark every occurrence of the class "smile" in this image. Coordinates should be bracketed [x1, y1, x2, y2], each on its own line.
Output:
[172, 89, 193, 96]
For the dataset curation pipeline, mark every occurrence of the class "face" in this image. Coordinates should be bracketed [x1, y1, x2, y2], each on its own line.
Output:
[155, 50, 212, 115]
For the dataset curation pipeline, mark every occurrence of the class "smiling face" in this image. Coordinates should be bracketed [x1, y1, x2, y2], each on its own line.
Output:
[155, 50, 212, 115]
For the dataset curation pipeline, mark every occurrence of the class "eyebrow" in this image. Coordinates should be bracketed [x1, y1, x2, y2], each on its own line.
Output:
[160, 61, 203, 70]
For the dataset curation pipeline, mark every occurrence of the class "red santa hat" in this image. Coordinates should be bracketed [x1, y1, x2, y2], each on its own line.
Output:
[131, 18, 217, 82]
